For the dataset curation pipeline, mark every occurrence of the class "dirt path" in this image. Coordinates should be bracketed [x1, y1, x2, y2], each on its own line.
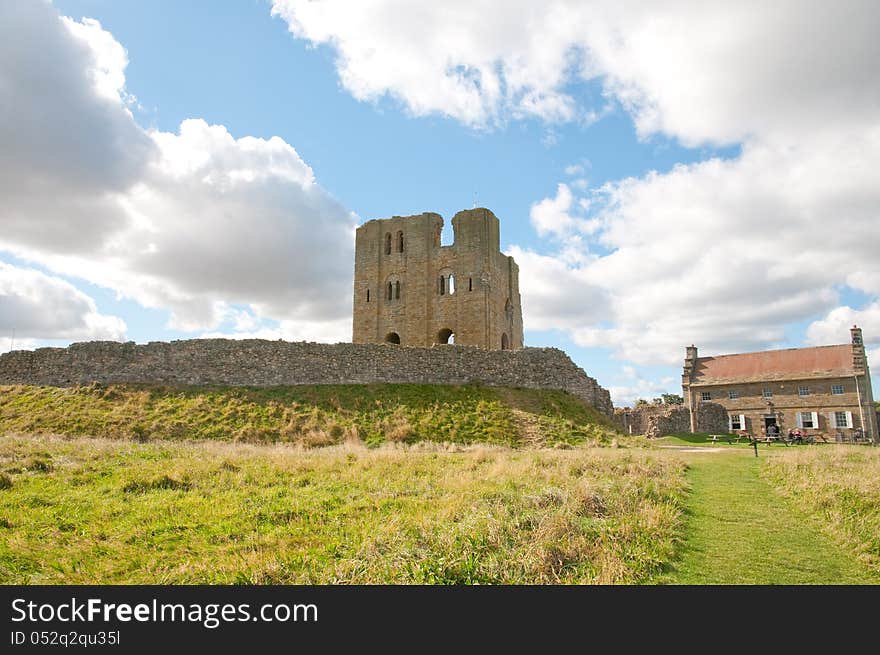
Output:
[657, 451, 878, 584]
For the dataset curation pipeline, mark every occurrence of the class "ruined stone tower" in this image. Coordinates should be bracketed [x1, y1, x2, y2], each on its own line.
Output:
[352, 208, 524, 349]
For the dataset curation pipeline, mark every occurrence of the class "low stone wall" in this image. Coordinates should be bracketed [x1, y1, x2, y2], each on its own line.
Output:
[0, 339, 613, 415]
[615, 402, 728, 437]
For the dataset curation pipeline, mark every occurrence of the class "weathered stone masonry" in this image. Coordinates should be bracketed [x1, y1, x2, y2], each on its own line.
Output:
[0, 339, 613, 415]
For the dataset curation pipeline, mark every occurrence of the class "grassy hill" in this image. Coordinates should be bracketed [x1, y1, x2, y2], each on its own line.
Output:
[0, 383, 623, 448]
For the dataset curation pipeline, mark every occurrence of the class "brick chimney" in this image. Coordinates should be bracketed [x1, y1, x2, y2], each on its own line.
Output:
[851, 325, 866, 373]
[682, 345, 698, 383]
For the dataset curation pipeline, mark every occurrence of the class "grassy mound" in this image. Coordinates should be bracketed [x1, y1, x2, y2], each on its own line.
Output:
[0, 435, 686, 584]
[0, 383, 622, 448]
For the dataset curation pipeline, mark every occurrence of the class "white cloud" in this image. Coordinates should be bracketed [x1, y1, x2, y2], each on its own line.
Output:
[517, 122, 880, 365]
[0, 2, 356, 338]
[806, 303, 880, 348]
[199, 316, 351, 345]
[0, 262, 126, 343]
[528, 183, 597, 239]
[608, 373, 676, 407]
[271, 1, 880, 143]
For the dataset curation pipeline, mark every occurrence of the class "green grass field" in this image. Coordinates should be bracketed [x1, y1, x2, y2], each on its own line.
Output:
[0, 383, 621, 448]
[0, 435, 685, 584]
[1, 386, 878, 584]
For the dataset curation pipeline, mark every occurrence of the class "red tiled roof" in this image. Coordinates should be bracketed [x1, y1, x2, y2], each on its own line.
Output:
[692, 344, 854, 384]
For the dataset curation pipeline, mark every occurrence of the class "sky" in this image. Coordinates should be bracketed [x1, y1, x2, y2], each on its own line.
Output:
[1, 0, 879, 405]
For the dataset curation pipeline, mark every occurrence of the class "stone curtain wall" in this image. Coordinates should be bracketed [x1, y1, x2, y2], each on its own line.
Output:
[616, 402, 727, 437]
[0, 339, 613, 415]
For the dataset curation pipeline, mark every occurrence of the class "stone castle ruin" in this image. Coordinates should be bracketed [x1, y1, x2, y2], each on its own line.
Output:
[0, 207, 613, 416]
[353, 208, 523, 350]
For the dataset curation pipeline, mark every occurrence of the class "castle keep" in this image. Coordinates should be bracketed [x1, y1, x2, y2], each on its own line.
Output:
[352, 208, 523, 350]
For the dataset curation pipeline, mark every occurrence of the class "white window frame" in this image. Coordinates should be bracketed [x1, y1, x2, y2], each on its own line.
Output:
[833, 411, 852, 428]
[798, 385, 810, 397]
[831, 384, 844, 395]
[762, 388, 773, 398]
[700, 391, 711, 401]
[728, 389, 739, 400]
[728, 414, 745, 431]
[797, 412, 817, 429]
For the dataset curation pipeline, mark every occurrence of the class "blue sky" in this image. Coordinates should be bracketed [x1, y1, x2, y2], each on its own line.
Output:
[2, 1, 878, 403]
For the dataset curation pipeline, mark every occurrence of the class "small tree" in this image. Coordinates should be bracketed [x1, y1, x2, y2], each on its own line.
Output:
[661, 393, 684, 405]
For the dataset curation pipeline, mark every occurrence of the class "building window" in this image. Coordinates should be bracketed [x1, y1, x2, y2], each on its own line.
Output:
[762, 388, 773, 398]
[385, 233, 392, 255]
[395, 280, 401, 300]
[386, 282, 393, 301]
[835, 411, 852, 428]
[799, 412, 815, 429]
[798, 385, 809, 397]
[730, 414, 743, 430]
[397, 231, 404, 253]
[831, 384, 844, 395]
[468, 277, 473, 292]
[366, 289, 370, 303]
[728, 390, 739, 400]
[439, 273, 455, 295]
[700, 391, 711, 401]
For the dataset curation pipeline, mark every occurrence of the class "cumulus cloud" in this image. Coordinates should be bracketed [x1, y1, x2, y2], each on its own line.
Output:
[806, 304, 880, 348]
[518, 129, 879, 364]
[0, 262, 126, 343]
[271, 0, 880, 141]
[0, 1, 356, 339]
[199, 316, 351, 345]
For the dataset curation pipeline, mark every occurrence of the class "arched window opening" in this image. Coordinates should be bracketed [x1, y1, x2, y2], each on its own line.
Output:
[366, 289, 370, 303]
[385, 233, 392, 255]
[387, 282, 393, 300]
[448, 274, 455, 294]
[439, 275, 446, 295]
[397, 231, 404, 253]
[395, 280, 401, 300]
[437, 328, 454, 345]
[501, 333, 509, 350]
[385, 332, 401, 345]
[468, 277, 473, 292]
[504, 298, 513, 322]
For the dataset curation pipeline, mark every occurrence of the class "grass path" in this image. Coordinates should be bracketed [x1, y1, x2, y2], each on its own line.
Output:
[658, 451, 879, 584]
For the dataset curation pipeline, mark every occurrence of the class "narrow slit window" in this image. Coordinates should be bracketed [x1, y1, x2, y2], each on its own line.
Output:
[366, 289, 370, 303]
[395, 280, 401, 300]
[397, 231, 404, 253]
[387, 282, 393, 300]
[439, 276, 445, 295]
[385, 233, 392, 255]
[468, 277, 473, 291]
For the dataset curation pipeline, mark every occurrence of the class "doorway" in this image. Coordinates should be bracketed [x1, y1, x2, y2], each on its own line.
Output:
[437, 328, 454, 344]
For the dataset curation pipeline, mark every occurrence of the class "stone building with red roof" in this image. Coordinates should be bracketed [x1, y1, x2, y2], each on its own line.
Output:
[682, 326, 877, 442]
